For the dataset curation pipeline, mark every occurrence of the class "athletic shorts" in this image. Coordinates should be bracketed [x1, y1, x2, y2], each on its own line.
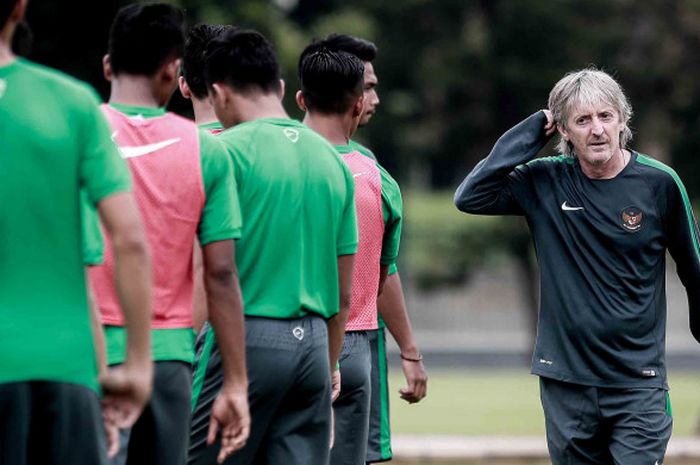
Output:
[540, 376, 673, 465]
[110, 361, 192, 465]
[189, 315, 332, 465]
[365, 328, 392, 463]
[331, 331, 371, 465]
[0, 381, 107, 465]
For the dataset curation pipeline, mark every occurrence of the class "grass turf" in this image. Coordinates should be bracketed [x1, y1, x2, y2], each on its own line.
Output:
[389, 369, 700, 436]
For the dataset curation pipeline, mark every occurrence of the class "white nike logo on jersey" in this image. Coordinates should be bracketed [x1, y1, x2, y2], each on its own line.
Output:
[0, 79, 7, 99]
[353, 172, 368, 178]
[561, 201, 584, 211]
[118, 138, 181, 159]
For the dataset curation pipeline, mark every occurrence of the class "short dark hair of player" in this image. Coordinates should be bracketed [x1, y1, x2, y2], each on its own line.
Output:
[1, 0, 17, 30]
[108, 3, 185, 76]
[322, 33, 377, 63]
[182, 24, 235, 100]
[298, 45, 364, 114]
[203, 28, 281, 95]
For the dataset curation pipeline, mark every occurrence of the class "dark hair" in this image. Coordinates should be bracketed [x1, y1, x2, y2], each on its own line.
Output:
[108, 3, 184, 76]
[320, 33, 377, 62]
[1, 0, 17, 30]
[298, 43, 364, 114]
[182, 24, 235, 99]
[204, 29, 281, 95]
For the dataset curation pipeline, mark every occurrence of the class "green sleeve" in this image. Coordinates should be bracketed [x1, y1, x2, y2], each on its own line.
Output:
[198, 130, 242, 245]
[379, 164, 403, 265]
[388, 263, 399, 275]
[81, 190, 104, 266]
[337, 161, 359, 256]
[78, 89, 131, 205]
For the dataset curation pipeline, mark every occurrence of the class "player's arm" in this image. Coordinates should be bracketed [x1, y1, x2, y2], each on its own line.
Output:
[202, 240, 250, 461]
[192, 240, 208, 332]
[454, 110, 555, 215]
[664, 175, 700, 343]
[97, 192, 153, 426]
[378, 269, 427, 404]
[198, 132, 249, 462]
[329, 253, 354, 400]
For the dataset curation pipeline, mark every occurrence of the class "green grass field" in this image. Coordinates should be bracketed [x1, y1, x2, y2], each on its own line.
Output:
[388, 369, 700, 464]
[389, 369, 700, 436]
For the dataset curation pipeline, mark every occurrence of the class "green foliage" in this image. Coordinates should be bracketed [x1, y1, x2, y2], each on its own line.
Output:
[402, 191, 530, 289]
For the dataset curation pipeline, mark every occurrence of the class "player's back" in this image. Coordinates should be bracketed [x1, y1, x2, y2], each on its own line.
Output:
[219, 118, 357, 320]
[0, 59, 129, 390]
[91, 105, 204, 329]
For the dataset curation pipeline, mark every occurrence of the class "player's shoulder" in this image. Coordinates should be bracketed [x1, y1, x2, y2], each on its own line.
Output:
[349, 139, 377, 161]
[19, 59, 101, 105]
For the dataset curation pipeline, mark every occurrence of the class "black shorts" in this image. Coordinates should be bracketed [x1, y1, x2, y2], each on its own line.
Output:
[540, 376, 673, 465]
[330, 331, 371, 465]
[189, 315, 332, 465]
[0, 381, 107, 465]
[110, 361, 192, 465]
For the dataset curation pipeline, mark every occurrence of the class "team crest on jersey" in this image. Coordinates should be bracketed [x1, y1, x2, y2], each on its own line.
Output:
[283, 128, 300, 143]
[620, 206, 643, 232]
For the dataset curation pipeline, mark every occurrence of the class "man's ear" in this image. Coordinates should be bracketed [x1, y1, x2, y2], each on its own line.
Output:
[162, 58, 181, 84]
[277, 79, 285, 100]
[352, 94, 365, 118]
[178, 76, 192, 100]
[102, 54, 113, 82]
[557, 123, 569, 141]
[295, 90, 306, 112]
[11, 0, 28, 24]
[210, 83, 228, 104]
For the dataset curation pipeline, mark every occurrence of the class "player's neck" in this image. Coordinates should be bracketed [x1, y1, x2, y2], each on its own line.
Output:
[303, 113, 352, 146]
[0, 40, 14, 67]
[191, 98, 218, 126]
[234, 93, 288, 124]
[109, 75, 168, 109]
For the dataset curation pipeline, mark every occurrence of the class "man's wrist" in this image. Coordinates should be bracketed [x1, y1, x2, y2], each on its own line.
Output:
[400, 352, 423, 363]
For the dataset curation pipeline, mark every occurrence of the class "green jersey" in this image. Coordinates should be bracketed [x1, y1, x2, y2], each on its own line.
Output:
[0, 59, 131, 391]
[218, 118, 358, 320]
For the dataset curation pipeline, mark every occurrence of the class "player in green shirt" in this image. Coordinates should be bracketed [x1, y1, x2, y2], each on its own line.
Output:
[188, 29, 358, 465]
[296, 42, 404, 465]
[0, 0, 153, 463]
[94, 4, 249, 465]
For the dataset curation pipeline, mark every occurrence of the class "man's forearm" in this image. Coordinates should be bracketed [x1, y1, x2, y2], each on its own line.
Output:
[206, 270, 248, 389]
[454, 111, 549, 215]
[203, 241, 248, 389]
[378, 272, 419, 357]
[327, 308, 349, 369]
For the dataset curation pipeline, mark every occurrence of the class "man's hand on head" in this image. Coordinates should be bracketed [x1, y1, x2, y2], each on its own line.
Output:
[542, 109, 556, 136]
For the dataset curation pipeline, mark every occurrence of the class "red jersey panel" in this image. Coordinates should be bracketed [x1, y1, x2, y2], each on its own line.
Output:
[342, 151, 385, 331]
[91, 105, 204, 329]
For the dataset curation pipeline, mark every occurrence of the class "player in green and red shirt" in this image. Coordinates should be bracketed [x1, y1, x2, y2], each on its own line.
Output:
[91, 5, 249, 465]
[188, 29, 358, 465]
[0, 0, 153, 463]
[319, 33, 427, 464]
[296, 41, 403, 465]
